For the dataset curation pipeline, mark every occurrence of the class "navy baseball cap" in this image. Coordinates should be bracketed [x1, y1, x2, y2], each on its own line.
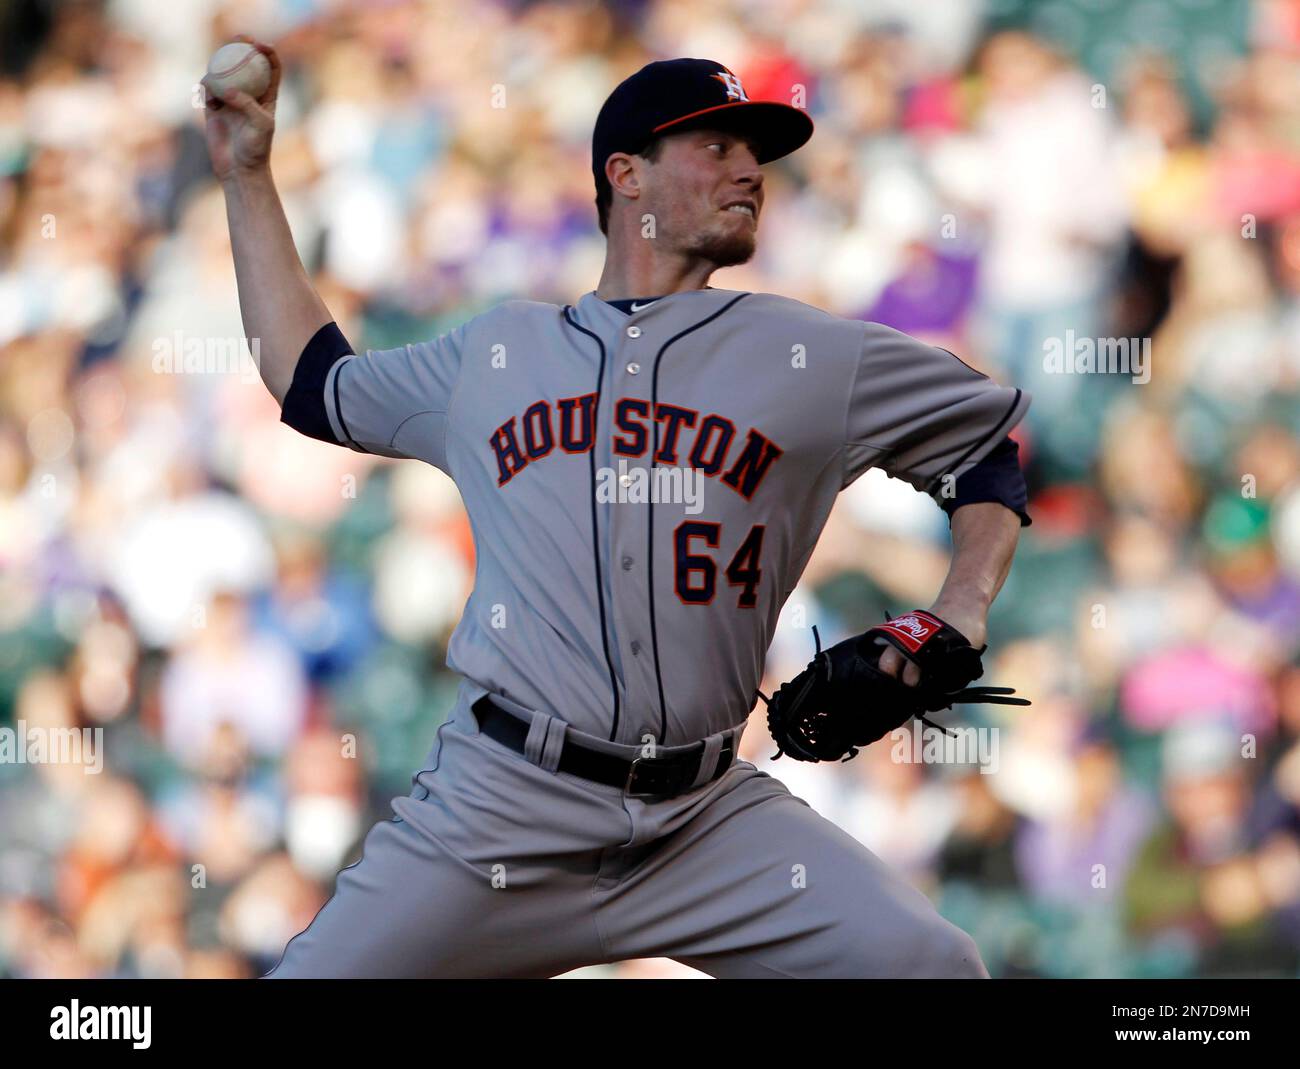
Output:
[591, 58, 814, 188]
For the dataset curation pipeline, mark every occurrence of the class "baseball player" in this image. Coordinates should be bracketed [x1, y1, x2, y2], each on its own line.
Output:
[204, 43, 1032, 978]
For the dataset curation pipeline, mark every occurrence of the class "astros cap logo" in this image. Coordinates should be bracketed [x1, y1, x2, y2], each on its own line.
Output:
[711, 70, 749, 102]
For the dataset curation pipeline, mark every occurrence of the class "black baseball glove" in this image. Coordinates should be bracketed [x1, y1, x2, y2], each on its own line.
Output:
[759, 609, 1030, 763]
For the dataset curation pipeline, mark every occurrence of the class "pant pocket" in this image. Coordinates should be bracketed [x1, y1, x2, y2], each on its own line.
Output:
[409, 711, 460, 801]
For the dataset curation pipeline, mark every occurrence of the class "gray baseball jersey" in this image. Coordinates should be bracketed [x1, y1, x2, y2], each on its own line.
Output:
[267, 285, 1027, 978]
[317, 287, 1026, 745]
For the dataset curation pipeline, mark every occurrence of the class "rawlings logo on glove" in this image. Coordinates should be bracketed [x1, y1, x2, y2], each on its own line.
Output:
[758, 609, 1031, 764]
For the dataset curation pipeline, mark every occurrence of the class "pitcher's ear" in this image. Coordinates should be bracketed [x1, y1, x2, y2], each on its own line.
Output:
[605, 153, 642, 200]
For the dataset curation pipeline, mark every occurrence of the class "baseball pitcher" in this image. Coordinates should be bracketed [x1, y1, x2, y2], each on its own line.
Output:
[204, 41, 1032, 978]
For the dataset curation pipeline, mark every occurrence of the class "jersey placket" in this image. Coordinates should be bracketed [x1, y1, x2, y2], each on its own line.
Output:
[603, 317, 660, 748]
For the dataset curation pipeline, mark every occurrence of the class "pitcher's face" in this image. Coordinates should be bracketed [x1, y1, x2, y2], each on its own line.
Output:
[638, 128, 765, 268]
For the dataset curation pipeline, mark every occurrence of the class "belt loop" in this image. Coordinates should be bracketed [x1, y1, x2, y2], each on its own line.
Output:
[539, 717, 566, 772]
[730, 722, 746, 754]
[523, 712, 565, 774]
[524, 712, 552, 767]
[688, 732, 725, 789]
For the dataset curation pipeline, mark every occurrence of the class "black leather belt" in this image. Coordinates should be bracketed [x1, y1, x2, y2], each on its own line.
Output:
[471, 696, 736, 800]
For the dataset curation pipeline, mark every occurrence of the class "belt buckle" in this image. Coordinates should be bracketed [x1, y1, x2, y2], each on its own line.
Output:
[624, 757, 655, 799]
[625, 755, 682, 800]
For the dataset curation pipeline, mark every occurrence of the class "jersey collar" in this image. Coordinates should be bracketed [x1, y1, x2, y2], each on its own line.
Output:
[575, 287, 742, 326]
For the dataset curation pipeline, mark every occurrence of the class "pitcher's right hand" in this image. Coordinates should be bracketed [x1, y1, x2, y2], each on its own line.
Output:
[202, 36, 281, 182]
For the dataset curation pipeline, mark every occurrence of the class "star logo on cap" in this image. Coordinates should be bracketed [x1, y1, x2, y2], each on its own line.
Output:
[711, 70, 749, 102]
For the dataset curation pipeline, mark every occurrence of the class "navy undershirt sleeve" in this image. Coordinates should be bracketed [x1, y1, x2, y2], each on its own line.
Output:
[938, 436, 1032, 527]
[279, 321, 355, 444]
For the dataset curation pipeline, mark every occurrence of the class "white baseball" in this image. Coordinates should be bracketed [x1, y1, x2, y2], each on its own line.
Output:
[205, 42, 272, 100]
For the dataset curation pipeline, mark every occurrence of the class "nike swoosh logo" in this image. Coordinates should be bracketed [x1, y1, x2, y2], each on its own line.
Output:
[630, 301, 654, 312]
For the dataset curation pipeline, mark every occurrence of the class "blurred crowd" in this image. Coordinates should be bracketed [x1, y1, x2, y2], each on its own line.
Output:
[3, 0, 1300, 979]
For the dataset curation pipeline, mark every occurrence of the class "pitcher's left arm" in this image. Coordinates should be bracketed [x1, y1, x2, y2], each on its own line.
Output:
[882, 501, 1021, 685]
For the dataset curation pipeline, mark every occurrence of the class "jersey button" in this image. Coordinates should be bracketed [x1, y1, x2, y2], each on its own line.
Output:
[618, 473, 633, 487]
[621, 556, 633, 570]
[630, 641, 641, 655]
[626, 325, 642, 338]
[626, 362, 640, 375]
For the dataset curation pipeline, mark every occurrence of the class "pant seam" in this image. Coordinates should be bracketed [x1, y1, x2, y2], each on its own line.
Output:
[263, 714, 458, 978]
[588, 792, 636, 963]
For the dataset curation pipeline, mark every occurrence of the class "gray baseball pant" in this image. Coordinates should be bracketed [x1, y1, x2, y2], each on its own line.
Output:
[264, 684, 988, 979]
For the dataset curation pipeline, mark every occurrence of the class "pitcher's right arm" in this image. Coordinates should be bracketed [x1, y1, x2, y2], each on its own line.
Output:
[203, 37, 332, 406]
